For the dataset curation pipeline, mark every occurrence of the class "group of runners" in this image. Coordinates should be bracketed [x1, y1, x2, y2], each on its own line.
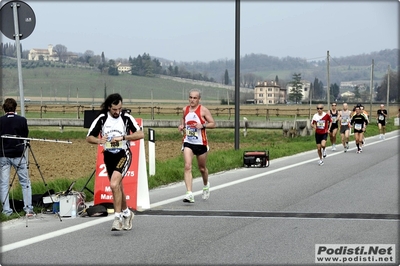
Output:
[312, 102, 388, 165]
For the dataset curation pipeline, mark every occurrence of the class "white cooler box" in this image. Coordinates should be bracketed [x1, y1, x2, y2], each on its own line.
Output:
[43, 193, 85, 217]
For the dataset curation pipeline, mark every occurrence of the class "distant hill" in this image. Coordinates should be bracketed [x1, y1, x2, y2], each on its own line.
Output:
[1, 48, 398, 104]
[170, 49, 399, 86]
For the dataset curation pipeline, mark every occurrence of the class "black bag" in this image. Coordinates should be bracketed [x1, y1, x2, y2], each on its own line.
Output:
[32, 189, 55, 208]
[8, 199, 24, 212]
[85, 204, 108, 217]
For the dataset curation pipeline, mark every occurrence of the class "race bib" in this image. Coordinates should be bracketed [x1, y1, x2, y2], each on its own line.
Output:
[317, 120, 325, 129]
[185, 126, 199, 140]
[341, 119, 349, 126]
[355, 124, 362, 130]
[104, 140, 126, 150]
[378, 115, 384, 120]
[332, 117, 337, 123]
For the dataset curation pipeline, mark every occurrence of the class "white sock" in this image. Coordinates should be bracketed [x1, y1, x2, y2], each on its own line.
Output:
[114, 212, 122, 219]
[123, 208, 130, 217]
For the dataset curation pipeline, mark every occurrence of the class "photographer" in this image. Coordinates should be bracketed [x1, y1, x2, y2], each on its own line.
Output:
[0, 98, 34, 217]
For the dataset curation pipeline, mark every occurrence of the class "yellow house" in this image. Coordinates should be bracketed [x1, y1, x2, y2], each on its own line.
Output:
[254, 80, 286, 104]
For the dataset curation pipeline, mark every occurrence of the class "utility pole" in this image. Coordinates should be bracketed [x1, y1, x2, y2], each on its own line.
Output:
[234, 0, 240, 150]
[327, 51, 330, 107]
[369, 59, 374, 116]
[386, 65, 390, 118]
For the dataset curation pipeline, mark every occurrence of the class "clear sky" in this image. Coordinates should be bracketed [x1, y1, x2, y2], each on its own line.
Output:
[1, 0, 398, 62]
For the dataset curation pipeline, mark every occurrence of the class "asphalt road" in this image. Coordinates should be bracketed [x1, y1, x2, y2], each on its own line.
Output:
[1, 131, 399, 266]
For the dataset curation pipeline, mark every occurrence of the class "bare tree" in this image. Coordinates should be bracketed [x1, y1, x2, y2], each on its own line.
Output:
[83, 50, 95, 64]
[53, 44, 68, 62]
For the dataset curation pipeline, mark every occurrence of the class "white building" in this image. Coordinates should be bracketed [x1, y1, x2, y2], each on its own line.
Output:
[254, 80, 286, 104]
[28, 44, 58, 61]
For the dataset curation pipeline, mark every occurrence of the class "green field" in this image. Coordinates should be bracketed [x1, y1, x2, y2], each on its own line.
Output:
[2, 66, 251, 104]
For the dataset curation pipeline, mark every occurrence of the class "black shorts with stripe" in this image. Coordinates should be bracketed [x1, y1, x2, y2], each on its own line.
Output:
[103, 149, 132, 179]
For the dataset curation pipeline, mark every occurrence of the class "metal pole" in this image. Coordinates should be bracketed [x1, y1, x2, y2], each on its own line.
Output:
[386, 65, 390, 118]
[234, 0, 240, 150]
[327, 51, 330, 107]
[369, 59, 374, 116]
[1, 135, 72, 144]
[12, 2, 25, 117]
[309, 84, 313, 120]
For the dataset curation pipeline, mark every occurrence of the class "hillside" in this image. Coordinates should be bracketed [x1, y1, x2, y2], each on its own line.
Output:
[175, 49, 399, 86]
[1, 48, 398, 103]
[0, 59, 253, 104]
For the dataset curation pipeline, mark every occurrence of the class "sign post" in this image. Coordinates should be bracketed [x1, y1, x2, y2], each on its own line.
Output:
[0, 1, 36, 115]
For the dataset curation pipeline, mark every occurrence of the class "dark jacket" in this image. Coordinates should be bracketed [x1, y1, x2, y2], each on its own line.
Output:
[0, 113, 29, 158]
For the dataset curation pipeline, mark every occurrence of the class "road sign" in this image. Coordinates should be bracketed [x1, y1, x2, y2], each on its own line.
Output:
[0, 0, 36, 40]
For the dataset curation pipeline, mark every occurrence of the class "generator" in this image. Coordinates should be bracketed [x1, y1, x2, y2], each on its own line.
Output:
[243, 150, 269, 168]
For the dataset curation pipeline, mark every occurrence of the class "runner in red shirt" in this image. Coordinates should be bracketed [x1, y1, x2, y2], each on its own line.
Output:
[312, 104, 332, 166]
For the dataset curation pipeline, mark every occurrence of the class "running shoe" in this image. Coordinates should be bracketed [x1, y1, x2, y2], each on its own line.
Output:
[356, 150, 361, 154]
[346, 143, 349, 149]
[323, 149, 327, 158]
[359, 147, 362, 152]
[202, 182, 210, 200]
[331, 145, 336, 151]
[183, 192, 194, 203]
[111, 216, 123, 231]
[123, 210, 134, 230]
[318, 160, 324, 166]
[344, 146, 347, 153]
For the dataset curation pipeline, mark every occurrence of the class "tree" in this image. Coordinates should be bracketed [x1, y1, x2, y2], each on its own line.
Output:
[313, 77, 324, 100]
[330, 83, 340, 100]
[376, 71, 399, 102]
[107, 59, 119, 76]
[275, 75, 279, 85]
[53, 44, 68, 62]
[168, 65, 174, 76]
[224, 69, 230, 85]
[288, 73, 303, 104]
[354, 86, 361, 101]
[242, 73, 257, 88]
[81, 50, 94, 64]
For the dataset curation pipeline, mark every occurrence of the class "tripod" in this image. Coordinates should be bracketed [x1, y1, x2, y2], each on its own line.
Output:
[80, 169, 95, 196]
[1, 135, 71, 224]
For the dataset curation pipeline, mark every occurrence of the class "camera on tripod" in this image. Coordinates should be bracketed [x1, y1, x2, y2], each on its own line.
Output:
[1, 134, 72, 222]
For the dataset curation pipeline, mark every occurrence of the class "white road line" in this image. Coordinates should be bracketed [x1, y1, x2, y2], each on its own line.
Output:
[1, 216, 113, 253]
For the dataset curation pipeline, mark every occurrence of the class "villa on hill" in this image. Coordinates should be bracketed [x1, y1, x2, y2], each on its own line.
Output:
[28, 44, 78, 62]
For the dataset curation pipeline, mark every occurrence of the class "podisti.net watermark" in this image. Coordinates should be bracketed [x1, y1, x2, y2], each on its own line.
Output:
[315, 244, 395, 263]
